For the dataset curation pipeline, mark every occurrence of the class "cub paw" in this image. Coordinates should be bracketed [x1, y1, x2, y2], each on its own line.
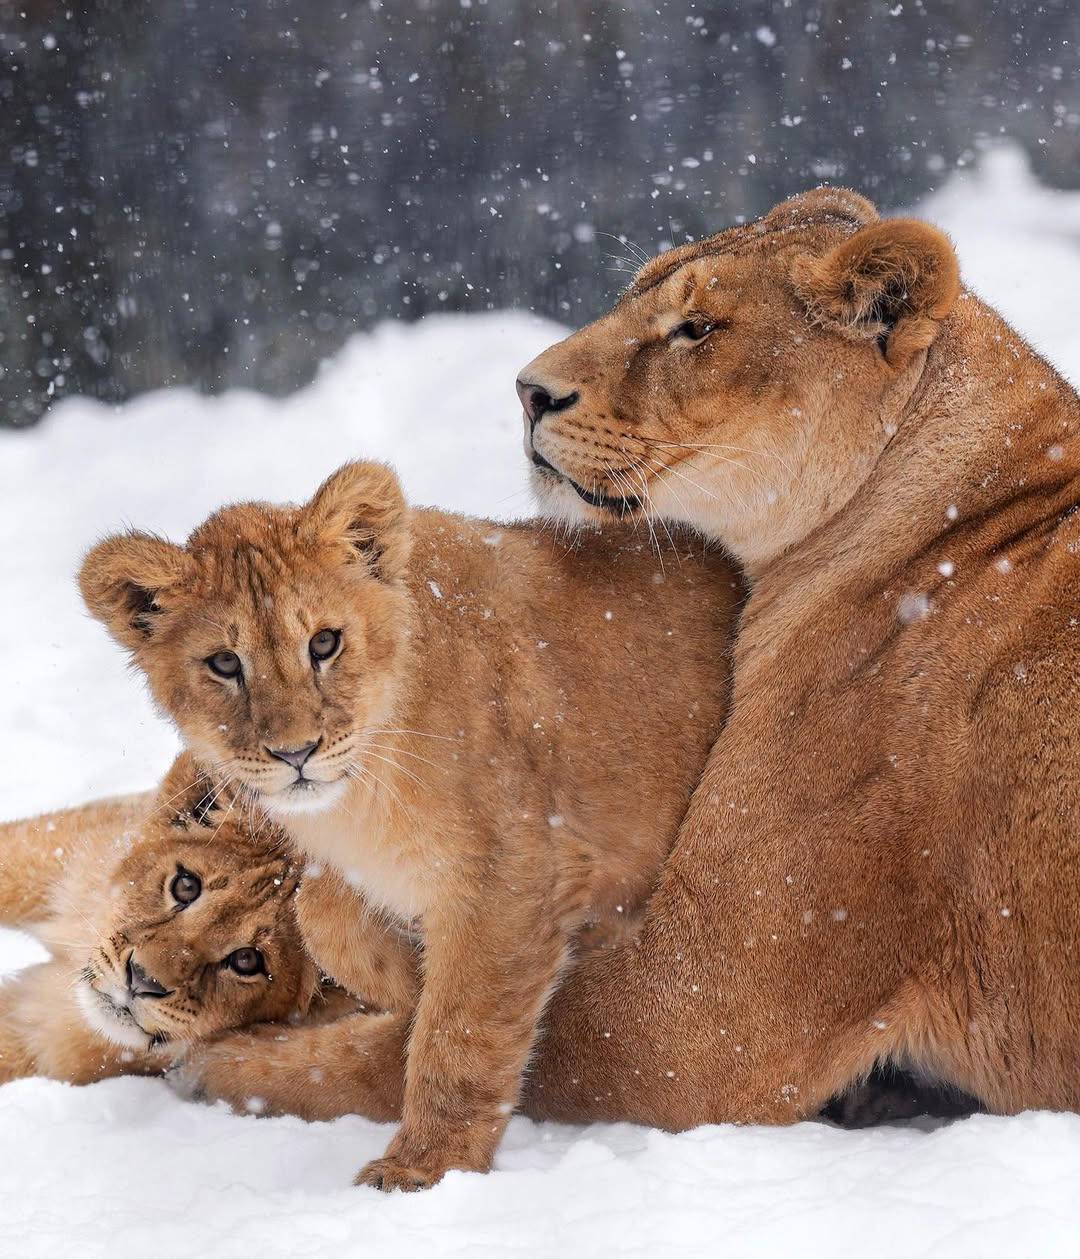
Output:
[166, 1044, 262, 1115]
[165, 1057, 210, 1105]
[355, 1155, 444, 1193]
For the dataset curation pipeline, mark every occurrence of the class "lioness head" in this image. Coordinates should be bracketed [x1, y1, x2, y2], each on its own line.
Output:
[79, 462, 413, 817]
[518, 187, 960, 570]
[72, 757, 317, 1052]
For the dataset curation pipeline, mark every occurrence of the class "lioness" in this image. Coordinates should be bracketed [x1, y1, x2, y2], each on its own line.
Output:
[504, 186, 1080, 1125]
[0, 755, 335, 1084]
[77, 464, 738, 1187]
[139, 187, 1080, 1144]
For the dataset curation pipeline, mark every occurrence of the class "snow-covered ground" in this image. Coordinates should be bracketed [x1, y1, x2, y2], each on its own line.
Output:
[2, 148, 1080, 1257]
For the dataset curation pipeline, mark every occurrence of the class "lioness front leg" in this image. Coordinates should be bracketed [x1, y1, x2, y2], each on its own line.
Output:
[357, 899, 566, 1192]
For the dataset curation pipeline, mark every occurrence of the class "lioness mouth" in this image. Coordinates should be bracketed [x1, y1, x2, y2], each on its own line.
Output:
[531, 452, 642, 516]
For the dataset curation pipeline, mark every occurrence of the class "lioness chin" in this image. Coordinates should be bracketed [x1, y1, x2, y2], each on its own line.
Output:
[79, 464, 739, 1189]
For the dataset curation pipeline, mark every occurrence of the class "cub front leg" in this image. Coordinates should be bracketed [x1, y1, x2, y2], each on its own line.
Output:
[295, 869, 420, 1013]
[0, 982, 36, 1083]
[357, 898, 566, 1192]
[174, 1010, 408, 1123]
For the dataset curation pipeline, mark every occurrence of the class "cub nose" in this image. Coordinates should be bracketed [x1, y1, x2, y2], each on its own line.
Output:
[515, 378, 579, 429]
[266, 740, 320, 770]
[126, 956, 171, 999]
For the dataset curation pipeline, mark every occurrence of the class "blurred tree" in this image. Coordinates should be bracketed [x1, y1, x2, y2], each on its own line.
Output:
[0, 0, 1076, 425]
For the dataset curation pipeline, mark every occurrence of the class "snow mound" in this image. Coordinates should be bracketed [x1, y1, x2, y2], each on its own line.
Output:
[2, 149, 1080, 1257]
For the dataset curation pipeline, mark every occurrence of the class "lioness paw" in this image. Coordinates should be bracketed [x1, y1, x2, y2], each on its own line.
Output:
[356, 1155, 445, 1193]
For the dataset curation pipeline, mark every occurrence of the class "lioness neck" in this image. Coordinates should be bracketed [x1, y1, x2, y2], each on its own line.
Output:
[763, 295, 1080, 593]
[739, 294, 1080, 674]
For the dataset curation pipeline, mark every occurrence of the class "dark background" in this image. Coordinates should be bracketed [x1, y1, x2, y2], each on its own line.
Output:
[1, 0, 1076, 426]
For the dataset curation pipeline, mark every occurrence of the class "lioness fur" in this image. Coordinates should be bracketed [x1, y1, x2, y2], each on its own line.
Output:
[502, 186, 1080, 1126]
[78, 472, 739, 1187]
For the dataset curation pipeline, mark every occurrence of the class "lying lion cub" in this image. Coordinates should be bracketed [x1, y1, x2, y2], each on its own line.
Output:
[0, 755, 335, 1084]
[78, 462, 739, 1188]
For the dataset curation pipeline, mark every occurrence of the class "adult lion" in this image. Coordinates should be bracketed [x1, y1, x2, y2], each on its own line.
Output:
[161, 186, 1079, 1134]
[509, 185, 1080, 1125]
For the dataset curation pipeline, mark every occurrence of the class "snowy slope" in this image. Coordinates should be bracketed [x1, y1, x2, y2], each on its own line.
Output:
[2, 149, 1080, 1258]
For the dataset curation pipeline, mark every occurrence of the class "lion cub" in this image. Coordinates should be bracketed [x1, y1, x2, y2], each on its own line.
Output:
[0, 755, 334, 1085]
[79, 462, 739, 1189]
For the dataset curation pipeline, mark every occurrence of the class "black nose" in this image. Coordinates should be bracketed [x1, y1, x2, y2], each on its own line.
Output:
[126, 956, 170, 999]
[515, 378, 579, 429]
[266, 740, 319, 770]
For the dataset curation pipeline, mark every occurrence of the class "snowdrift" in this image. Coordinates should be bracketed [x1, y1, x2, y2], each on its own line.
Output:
[2, 150, 1079, 1258]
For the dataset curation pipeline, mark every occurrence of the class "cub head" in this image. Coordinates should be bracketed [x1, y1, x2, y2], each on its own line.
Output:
[79, 461, 413, 817]
[517, 188, 960, 571]
[72, 756, 318, 1053]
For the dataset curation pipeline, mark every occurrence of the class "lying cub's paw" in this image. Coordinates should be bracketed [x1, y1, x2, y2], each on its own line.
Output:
[166, 1044, 264, 1115]
[356, 1155, 445, 1193]
[165, 1058, 210, 1105]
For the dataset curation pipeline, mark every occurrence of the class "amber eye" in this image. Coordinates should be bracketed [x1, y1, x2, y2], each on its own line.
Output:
[226, 947, 265, 977]
[207, 650, 242, 679]
[309, 628, 341, 662]
[170, 868, 202, 905]
[668, 318, 716, 344]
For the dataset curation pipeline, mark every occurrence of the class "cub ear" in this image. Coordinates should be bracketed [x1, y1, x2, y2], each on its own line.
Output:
[79, 532, 190, 652]
[305, 461, 412, 583]
[791, 219, 960, 368]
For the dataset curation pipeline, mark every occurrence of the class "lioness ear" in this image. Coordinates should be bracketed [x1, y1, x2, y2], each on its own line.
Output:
[766, 185, 879, 231]
[791, 219, 960, 368]
[79, 532, 190, 652]
[305, 461, 412, 583]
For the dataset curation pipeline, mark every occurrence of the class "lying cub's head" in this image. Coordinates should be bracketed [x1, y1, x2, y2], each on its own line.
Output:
[71, 756, 318, 1053]
[79, 462, 413, 817]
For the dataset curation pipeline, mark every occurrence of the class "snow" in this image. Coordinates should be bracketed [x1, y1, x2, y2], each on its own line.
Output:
[3, 148, 1080, 1257]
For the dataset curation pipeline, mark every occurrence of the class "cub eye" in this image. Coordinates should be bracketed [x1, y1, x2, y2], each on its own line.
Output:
[309, 628, 341, 662]
[668, 318, 716, 345]
[170, 868, 202, 905]
[225, 947, 265, 977]
[207, 650, 242, 679]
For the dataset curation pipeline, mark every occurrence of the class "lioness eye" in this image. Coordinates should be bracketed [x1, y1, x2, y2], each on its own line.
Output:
[226, 947, 265, 976]
[669, 319, 716, 344]
[170, 868, 202, 905]
[207, 650, 242, 679]
[309, 628, 341, 662]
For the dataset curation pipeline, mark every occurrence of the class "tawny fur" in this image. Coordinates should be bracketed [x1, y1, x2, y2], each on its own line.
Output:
[78, 479, 740, 1188]
[87, 187, 1080, 1161]
[0, 755, 349, 1085]
[497, 187, 1080, 1128]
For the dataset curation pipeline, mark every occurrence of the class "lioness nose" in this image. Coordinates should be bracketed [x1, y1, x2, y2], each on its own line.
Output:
[515, 378, 579, 429]
[267, 740, 319, 770]
[126, 956, 171, 999]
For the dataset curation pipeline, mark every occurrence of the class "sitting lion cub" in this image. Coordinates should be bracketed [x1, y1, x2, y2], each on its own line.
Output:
[78, 462, 739, 1189]
[0, 755, 335, 1085]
